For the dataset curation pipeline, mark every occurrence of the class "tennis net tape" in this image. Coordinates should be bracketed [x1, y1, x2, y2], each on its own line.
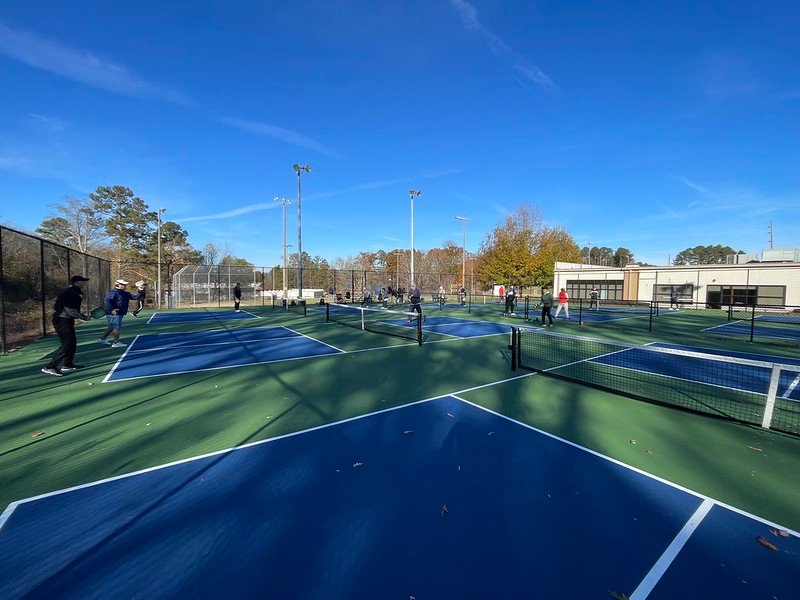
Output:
[327, 303, 423, 346]
[513, 327, 800, 435]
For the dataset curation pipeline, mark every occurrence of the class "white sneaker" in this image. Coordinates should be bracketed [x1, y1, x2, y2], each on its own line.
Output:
[111, 342, 127, 348]
[41, 367, 64, 377]
[98, 338, 112, 346]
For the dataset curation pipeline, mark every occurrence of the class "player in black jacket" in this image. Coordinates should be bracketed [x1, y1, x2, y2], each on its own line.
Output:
[42, 275, 91, 376]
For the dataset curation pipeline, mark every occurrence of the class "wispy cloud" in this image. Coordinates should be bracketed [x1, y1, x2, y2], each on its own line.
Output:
[0, 21, 194, 106]
[0, 21, 335, 155]
[673, 175, 713, 196]
[381, 235, 402, 242]
[218, 116, 337, 157]
[450, 0, 555, 91]
[177, 202, 278, 223]
[178, 168, 460, 222]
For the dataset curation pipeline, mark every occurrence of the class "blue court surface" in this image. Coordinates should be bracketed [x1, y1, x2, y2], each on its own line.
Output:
[703, 321, 800, 342]
[590, 342, 800, 400]
[104, 327, 342, 382]
[1, 396, 796, 599]
[421, 316, 513, 338]
[146, 310, 259, 324]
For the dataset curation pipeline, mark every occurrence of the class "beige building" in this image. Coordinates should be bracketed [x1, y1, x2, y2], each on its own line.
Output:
[553, 255, 800, 308]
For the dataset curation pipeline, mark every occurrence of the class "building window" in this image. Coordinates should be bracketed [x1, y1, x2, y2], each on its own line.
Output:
[566, 280, 623, 301]
[705, 285, 785, 307]
[654, 284, 694, 303]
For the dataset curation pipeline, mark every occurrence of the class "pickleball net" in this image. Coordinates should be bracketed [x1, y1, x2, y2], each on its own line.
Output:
[511, 327, 800, 435]
[326, 302, 423, 346]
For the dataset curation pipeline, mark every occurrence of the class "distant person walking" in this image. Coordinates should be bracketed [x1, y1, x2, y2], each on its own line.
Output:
[233, 283, 242, 312]
[438, 285, 446, 308]
[554, 288, 570, 320]
[589, 286, 599, 310]
[407, 284, 422, 322]
[670, 289, 680, 310]
[540, 287, 554, 327]
[41, 275, 91, 376]
[459, 286, 467, 307]
[99, 279, 146, 348]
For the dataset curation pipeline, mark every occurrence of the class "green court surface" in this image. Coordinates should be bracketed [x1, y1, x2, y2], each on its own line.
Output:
[1, 304, 799, 532]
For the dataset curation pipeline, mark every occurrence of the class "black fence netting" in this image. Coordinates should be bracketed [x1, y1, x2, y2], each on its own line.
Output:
[0, 226, 111, 352]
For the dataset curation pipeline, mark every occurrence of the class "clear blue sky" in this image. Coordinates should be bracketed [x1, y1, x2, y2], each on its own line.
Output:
[1, 1, 798, 267]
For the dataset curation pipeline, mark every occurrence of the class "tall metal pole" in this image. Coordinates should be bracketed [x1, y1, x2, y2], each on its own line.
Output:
[157, 208, 166, 308]
[293, 164, 311, 299]
[275, 197, 291, 301]
[455, 216, 469, 289]
[409, 189, 422, 286]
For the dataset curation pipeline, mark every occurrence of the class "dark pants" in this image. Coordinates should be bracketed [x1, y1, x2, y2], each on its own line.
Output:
[589, 298, 598, 310]
[133, 298, 145, 315]
[234, 298, 241, 310]
[47, 317, 76, 368]
[409, 303, 422, 317]
[505, 296, 515, 313]
[541, 306, 553, 325]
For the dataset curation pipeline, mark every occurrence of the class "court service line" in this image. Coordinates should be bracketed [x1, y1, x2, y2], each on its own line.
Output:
[700, 320, 745, 332]
[629, 499, 715, 600]
[101, 335, 141, 384]
[146, 313, 157, 324]
[282, 326, 344, 353]
[126, 334, 303, 354]
[783, 372, 800, 400]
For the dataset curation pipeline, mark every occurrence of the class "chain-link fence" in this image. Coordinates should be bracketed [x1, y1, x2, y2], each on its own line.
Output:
[0, 226, 111, 352]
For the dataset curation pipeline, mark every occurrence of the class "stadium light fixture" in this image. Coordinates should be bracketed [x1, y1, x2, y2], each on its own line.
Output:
[157, 207, 166, 308]
[275, 197, 292, 301]
[409, 189, 422, 286]
[293, 164, 311, 299]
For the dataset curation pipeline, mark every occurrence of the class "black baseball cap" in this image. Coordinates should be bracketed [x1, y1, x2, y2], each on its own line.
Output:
[71, 275, 90, 283]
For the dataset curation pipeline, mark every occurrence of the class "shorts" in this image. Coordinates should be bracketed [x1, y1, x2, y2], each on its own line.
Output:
[106, 314, 123, 329]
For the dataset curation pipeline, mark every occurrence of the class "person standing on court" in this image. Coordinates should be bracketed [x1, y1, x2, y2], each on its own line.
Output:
[99, 279, 146, 348]
[589, 286, 599, 310]
[459, 286, 467, 307]
[132, 280, 147, 317]
[505, 285, 517, 315]
[407, 284, 423, 322]
[540, 287, 554, 326]
[554, 287, 570, 320]
[670, 288, 680, 310]
[233, 282, 242, 312]
[42, 275, 92, 376]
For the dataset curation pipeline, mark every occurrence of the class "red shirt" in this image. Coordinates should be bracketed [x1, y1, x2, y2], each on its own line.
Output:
[558, 291, 568, 304]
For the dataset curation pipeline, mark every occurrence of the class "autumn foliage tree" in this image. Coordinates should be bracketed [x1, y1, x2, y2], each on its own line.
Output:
[474, 204, 581, 289]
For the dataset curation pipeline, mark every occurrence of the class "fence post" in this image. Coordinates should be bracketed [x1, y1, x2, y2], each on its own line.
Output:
[649, 301, 654, 332]
[749, 303, 756, 343]
[40, 239, 47, 338]
[578, 298, 583, 325]
[0, 227, 5, 353]
[510, 327, 517, 371]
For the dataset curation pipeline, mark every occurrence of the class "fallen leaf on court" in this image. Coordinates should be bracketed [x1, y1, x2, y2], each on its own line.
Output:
[403, 430, 413, 435]
[88, 382, 94, 386]
[488, 431, 495, 436]
[629, 439, 637, 444]
[440, 505, 448, 517]
[446, 413, 454, 418]
[757, 536, 778, 551]
[31, 432, 44, 438]
[746, 446, 763, 452]
[771, 529, 790, 538]
[352, 462, 363, 468]
[608, 591, 630, 599]
[145, 423, 151, 427]
[645, 450, 653, 455]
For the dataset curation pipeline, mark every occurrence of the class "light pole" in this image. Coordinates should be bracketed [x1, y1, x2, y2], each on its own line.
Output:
[157, 207, 166, 308]
[293, 164, 311, 299]
[275, 197, 291, 302]
[409, 189, 422, 286]
[455, 216, 469, 289]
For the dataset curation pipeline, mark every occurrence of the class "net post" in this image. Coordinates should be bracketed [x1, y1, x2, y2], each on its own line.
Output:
[302, 300, 307, 317]
[417, 312, 423, 346]
[579, 298, 583, 326]
[325, 301, 330, 322]
[524, 296, 529, 320]
[761, 364, 781, 429]
[749, 303, 756, 343]
[468, 292, 472, 315]
[648, 301, 654, 332]
[510, 327, 518, 371]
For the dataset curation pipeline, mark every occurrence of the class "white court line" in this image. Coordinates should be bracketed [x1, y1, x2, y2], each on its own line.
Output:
[126, 334, 302, 353]
[146, 312, 157, 324]
[241, 310, 261, 319]
[4, 381, 798, 544]
[700, 320, 746, 332]
[282, 326, 344, 353]
[629, 499, 715, 600]
[101, 335, 141, 384]
[782, 372, 800, 400]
